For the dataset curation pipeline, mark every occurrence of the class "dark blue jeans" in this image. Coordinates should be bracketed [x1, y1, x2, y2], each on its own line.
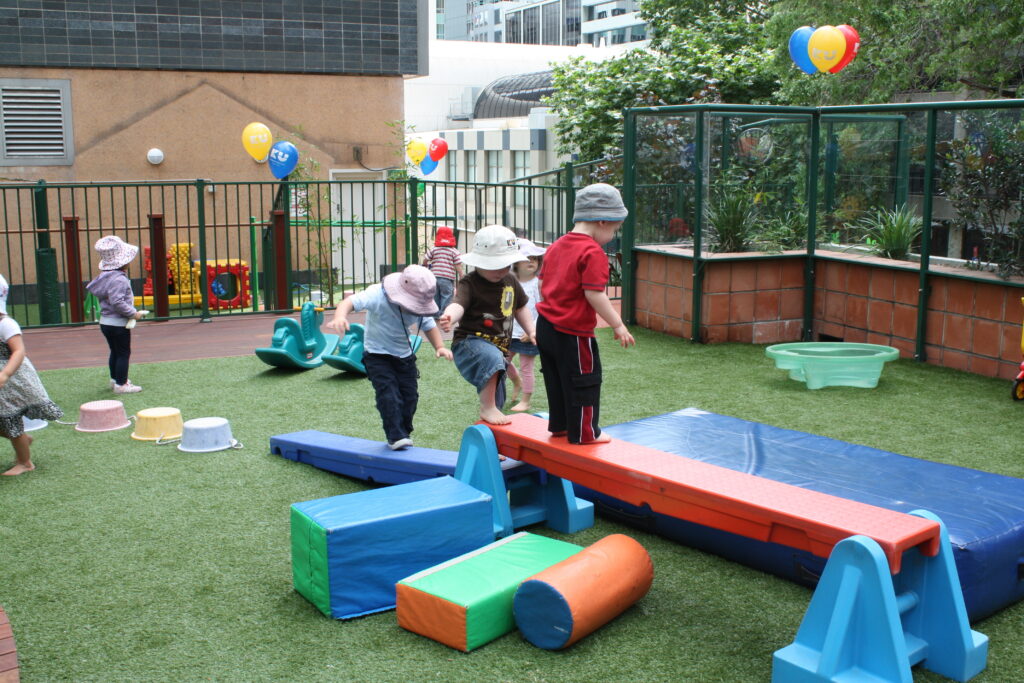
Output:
[363, 352, 419, 444]
[100, 324, 132, 385]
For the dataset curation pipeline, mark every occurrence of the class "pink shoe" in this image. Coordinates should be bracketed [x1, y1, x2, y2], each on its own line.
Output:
[113, 381, 142, 394]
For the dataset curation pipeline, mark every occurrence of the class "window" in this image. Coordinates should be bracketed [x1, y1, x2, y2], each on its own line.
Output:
[494, 9, 501, 23]
[522, 6, 539, 44]
[513, 151, 529, 179]
[0, 79, 73, 166]
[541, 1, 560, 45]
[611, 8, 626, 16]
[513, 150, 529, 203]
[445, 151, 457, 181]
[495, 30, 502, 42]
[486, 151, 502, 183]
[564, 0, 581, 45]
[597, 11, 607, 19]
[506, 11, 521, 43]
[465, 151, 477, 183]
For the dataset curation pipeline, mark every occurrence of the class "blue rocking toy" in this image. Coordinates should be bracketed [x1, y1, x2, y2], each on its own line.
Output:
[322, 323, 423, 374]
[255, 302, 340, 370]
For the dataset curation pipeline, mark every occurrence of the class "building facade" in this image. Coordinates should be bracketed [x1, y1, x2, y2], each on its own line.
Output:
[0, 0, 428, 183]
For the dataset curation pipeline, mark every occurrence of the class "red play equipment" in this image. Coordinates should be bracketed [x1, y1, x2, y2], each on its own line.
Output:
[486, 414, 938, 573]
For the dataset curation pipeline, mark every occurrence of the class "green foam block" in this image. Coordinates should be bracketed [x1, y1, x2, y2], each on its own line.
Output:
[397, 532, 582, 651]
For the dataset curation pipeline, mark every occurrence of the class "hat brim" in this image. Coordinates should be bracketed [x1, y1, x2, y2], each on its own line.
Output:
[382, 272, 439, 316]
[572, 210, 628, 223]
[98, 243, 139, 270]
[461, 251, 528, 270]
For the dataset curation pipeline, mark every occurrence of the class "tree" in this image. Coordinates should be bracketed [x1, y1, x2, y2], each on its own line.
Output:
[546, 2, 777, 164]
[766, 0, 1024, 105]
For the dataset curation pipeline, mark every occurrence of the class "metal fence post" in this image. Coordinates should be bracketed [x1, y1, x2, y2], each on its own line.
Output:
[271, 209, 291, 310]
[62, 215, 83, 323]
[195, 179, 210, 320]
[148, 213, 169, 319]
[407, 177, 419, 266]
[914, 109, 938, 362]
[803, 113, 821, 341]
[621, 109, 637, 325]
[33, 180, 62, 324]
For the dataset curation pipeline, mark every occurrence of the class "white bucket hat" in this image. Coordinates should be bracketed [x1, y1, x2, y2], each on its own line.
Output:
[0, 274, 8, 315]
[461, 225, 527, 270]
[383, 264, 439, 316]
[95, 235, 139, 271]
[518, 238, 547, 257]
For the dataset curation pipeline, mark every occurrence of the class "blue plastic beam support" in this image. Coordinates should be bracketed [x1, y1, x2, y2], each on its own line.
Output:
[455, 424, 595, 538]
[455, 425, 515, 538]
[542, 476, 594, 534]
[772, 509, 988, 683]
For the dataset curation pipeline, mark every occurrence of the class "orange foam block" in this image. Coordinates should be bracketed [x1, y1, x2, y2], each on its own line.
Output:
[513, 534, 653, 649]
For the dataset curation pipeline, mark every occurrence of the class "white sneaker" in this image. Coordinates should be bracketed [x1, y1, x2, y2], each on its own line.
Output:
[110, 379, 116, 389]
[113, 381, 142, 394]
[387, 437, 413, 451]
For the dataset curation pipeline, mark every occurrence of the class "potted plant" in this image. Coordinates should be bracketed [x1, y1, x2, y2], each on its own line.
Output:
[705, 190, 757, 253]
[855, 205, 922, 260]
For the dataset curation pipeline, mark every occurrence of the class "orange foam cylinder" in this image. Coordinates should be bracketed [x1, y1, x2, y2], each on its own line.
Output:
[512, 534, 653, 649]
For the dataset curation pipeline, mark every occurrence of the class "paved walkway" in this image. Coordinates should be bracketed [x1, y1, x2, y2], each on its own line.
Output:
[22, 298, 619, 372]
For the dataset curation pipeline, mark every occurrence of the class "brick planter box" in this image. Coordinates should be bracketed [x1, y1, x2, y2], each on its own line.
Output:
[634, 246, 1024, 380]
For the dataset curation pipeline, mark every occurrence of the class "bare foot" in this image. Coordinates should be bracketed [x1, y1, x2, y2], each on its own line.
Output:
[510, 401, 531, 412]
[579, 433, 612, 445]
[2, 462, 35, 476]
[480, 407, 511, 425]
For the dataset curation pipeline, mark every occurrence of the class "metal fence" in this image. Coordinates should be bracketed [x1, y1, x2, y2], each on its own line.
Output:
[621, 99, 1024, 349]
[1, 172, 620, 328]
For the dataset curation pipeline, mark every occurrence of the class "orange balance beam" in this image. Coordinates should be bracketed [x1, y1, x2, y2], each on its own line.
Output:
[487, 414, 939, 574]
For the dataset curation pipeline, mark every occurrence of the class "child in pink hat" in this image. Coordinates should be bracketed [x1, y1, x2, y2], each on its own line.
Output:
[86, 235, 146, 394]
[327, 265, 453, 450]
[421, 226, 463, 315]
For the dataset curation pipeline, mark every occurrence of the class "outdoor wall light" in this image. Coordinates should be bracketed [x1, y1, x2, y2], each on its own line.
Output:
[147, 148, 165, 165]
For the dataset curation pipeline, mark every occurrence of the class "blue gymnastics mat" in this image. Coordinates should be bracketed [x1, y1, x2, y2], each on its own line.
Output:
[582, 408, 1024, 622]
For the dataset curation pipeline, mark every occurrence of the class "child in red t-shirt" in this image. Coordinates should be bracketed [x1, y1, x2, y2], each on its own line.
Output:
[535, 183, 635, 444]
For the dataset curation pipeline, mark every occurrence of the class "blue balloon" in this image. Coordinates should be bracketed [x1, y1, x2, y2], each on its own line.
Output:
[788, 26, 818, 75]
[419, 156, 438, 176]
[268, 141, 299, 179]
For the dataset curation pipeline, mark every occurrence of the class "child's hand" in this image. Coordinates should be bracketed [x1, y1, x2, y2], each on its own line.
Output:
[437, 314, 452, 332]
[326, 317, 349, 335]
[435, 347, 453, 361]
[613, 324, 635, 348]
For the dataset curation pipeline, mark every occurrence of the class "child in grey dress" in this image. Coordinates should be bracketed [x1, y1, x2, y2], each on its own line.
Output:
[0, 275, 63, 475]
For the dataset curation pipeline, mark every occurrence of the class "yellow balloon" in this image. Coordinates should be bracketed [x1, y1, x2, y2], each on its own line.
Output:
[807, 26, 846, 73]
[406, 138, 428, 164]
[242, 122, 273, 161]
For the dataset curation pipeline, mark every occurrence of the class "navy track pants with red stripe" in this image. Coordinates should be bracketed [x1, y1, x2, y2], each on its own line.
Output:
[536, 314, 602, 444]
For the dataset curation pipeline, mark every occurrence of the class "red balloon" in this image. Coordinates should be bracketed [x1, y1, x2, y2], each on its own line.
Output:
[428, 137, 448, 162]
[829, 24, 860, 73]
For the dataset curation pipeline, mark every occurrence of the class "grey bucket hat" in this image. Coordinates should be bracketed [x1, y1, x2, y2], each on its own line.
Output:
[573, 183, 628, 222]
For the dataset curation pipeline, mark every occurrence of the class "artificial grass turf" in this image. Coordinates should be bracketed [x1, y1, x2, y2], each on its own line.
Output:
[2, 327, 1023, 682]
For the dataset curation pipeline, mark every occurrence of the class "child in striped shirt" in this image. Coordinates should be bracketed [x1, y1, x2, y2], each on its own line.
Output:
[421, 226, 463, 315]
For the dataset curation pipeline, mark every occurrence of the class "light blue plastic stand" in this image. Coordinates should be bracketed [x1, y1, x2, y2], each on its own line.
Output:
[455, 424, 594, 538]
[773, 510, 988, 682]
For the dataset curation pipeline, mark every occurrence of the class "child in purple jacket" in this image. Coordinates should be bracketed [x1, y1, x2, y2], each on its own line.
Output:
[86, 236, 146, 394]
